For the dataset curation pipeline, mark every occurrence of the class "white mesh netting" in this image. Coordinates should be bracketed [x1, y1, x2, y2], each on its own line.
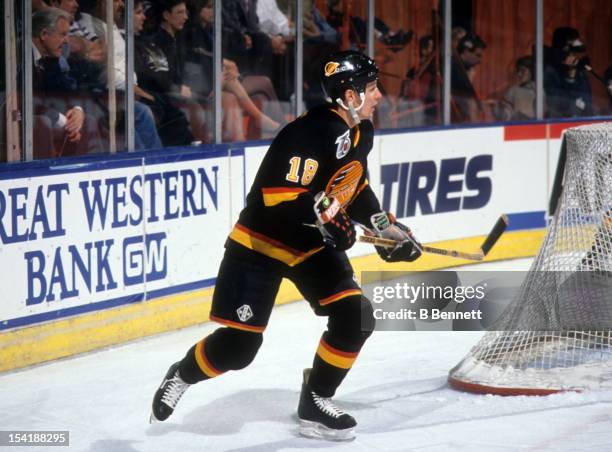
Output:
[449, 122, 612, 395]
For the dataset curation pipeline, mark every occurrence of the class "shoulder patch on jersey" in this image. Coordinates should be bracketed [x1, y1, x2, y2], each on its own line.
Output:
[335, 130, 351, 159]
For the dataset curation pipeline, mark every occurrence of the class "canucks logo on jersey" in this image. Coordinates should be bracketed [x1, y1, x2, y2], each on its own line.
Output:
[335, 130, 351, 159]
[326, 161, 363, 207]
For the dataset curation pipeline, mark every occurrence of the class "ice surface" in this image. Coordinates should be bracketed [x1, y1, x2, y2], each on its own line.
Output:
[2, 258, 612, 451]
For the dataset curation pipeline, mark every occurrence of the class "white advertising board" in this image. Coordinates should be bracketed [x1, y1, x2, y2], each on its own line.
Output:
[0, 150, 243, 330]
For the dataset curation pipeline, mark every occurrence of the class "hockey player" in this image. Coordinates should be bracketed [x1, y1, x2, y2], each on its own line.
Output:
[150, 50, 422, 440]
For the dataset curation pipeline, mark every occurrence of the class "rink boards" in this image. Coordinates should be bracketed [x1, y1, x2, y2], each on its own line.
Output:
[0, 119, 601, 371]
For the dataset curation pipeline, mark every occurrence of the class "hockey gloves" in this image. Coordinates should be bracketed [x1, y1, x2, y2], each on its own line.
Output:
[313, 192, 356, 251]
[370, 212, 422, 262]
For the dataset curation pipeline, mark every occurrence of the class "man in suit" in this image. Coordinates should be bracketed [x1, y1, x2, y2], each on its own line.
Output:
[33, 7, 85, 156]
[33, 7, 107, 158]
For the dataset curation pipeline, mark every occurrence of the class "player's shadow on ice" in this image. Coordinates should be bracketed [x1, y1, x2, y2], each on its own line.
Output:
[147, 388, 346, 434]
[146, 387, 369, 449]
[146, 378, 449, 442]
[146, 378, 612, 449]
[166, 388, 298, 434]
[147, 379, 444, 438]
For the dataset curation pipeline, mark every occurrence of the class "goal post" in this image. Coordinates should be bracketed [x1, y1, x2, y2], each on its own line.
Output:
[448, 123, 612, 395]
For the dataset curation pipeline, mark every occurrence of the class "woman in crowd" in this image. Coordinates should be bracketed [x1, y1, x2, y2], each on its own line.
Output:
[185, 0, 283, 139]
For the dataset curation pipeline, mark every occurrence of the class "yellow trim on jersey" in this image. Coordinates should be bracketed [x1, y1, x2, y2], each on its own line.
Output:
[262, 187, 307, 207]
[195, 338, 224, 378]
[229, 224, 324, 267]
[354, 126, 361, 147]
[210, 315, 266, 333]
[330, 108, 350, 126]
[316, 339, 359, 369]
[354, 179, 369, 198]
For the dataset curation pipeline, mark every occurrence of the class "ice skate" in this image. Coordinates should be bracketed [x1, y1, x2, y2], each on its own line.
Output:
[150, 362, 190, 423]
[297, 368, 356, 441]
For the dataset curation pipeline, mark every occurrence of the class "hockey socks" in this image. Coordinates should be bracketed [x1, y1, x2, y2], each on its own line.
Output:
[178, 327, 264, 383]
[308, 335, 360, 397]
[179, 340, 223, 384]
[308, 296, 374, 397]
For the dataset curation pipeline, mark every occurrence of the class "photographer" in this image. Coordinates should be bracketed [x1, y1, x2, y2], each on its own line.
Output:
[544, 27, 593, 118]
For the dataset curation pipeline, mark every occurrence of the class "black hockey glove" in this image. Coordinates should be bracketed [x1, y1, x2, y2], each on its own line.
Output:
[313, 192, 356, 251]
[370, 212, 422, 262]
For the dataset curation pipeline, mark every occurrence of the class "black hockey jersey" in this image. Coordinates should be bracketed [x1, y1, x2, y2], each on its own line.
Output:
[228, 105, 382, 266]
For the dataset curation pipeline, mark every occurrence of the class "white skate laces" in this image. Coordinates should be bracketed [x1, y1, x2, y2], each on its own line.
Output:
[160, 371, 190, 408]
[311, 391, 346, 419]
[297, 369, 357, 440]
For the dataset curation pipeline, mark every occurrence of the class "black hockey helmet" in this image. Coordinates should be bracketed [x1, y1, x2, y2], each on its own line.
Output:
[321, 50, 379, 107]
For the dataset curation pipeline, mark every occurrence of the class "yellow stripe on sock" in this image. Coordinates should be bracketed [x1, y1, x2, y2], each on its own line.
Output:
[195, 339, 223, 378]
[316, 339, 359, 370]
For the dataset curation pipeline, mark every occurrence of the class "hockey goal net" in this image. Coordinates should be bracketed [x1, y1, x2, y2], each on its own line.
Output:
[449, 122, 612, 395]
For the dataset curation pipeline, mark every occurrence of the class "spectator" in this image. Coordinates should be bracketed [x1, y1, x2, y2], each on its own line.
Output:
[185, 0, 283, 140]
[545, 27, 593, 118]
[71, 0, 129, 89]
[33, 0, 50, 11]
[397, 35, 439, 127]
[296, 0, 339, 44]
[500, 56, 536, 121]
[222, 0, 285, 76]
[49, 0, 106, 70]
[49, 0, 108, 143]
[32, 7, 103, 158]
[263, 0, 336, 45]
[57, 0, 163, 150]
[451, 26, 467, 52]
[326, 0, 412, 51]
[256, 0, 292, 39]
[224, 0, 295, 103]
[403, 36, 437, 100]
[274, 0, 340, 107]
[451, 32, 487, 123]
[90, 0, 162, 149]
[133, 0, 195, 146]
[149, 0, 209, 142]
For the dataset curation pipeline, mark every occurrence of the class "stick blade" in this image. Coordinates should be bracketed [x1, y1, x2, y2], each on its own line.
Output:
[480, 215, 509, 256]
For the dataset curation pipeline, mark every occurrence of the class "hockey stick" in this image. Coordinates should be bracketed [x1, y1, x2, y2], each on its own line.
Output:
[358, 215, 509, 261]
[359, 235, 485, 260]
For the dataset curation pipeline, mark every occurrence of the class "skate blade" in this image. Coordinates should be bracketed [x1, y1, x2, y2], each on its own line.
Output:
[149, 412, 159, 424]
[298, 419, 355, 441]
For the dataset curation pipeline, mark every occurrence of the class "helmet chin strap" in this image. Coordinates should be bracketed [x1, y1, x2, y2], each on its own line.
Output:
[335, 92, 365, 125]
